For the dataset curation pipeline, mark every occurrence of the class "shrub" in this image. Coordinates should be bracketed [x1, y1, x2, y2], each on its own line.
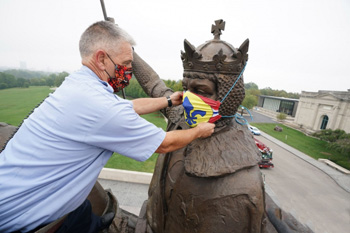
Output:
[313, 129, 347, 142]
[276, 113, 287, 121]
[327, 138, 350, 159]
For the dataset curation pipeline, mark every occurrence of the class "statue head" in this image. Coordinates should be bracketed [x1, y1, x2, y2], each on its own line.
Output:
[181, 19, 249, 127]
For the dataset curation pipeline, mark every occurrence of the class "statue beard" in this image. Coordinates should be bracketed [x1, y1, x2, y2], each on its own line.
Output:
[184, 122, 260, 178]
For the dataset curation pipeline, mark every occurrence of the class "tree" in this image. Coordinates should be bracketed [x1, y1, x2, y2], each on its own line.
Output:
[54, 72, 69, 87]
[245, 82, 259, 90]
[242, 94, 257, 109]
[0, 83, 8, 89]
[259, 86, 300, 99]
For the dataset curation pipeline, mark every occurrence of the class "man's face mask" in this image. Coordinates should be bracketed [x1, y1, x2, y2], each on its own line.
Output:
[183, 91, 221, 127]
[105, 53, 132, 93]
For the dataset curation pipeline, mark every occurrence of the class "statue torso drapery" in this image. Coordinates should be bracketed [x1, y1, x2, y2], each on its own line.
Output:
[145, 105, 267, 233]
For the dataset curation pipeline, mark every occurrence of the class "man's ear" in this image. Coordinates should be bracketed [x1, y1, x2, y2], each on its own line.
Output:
[94, 50, 108, 71]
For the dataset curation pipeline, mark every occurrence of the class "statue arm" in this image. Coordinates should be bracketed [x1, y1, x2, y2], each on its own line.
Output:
[132, 52, 174, 98]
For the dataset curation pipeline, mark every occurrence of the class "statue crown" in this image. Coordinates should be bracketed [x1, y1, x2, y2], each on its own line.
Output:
[181, 19, 249, 75]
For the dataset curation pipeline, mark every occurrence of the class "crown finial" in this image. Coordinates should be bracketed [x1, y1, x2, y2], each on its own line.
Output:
[211, 19, 225, 39]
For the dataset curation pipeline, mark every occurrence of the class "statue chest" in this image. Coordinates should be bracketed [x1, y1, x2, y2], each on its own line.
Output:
[162, 148, 266, 233]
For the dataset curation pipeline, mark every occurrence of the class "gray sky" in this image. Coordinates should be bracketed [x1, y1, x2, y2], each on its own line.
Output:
[0, 0, 349, 93]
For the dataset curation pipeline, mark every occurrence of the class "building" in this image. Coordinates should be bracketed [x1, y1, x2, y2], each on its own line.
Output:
[257, 95, 299, 117]
[294, 90, 350, 133]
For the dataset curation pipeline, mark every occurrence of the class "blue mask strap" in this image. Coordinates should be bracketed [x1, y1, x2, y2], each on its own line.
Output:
[219, 62, 252, 125]
[221, 106, 253, 125]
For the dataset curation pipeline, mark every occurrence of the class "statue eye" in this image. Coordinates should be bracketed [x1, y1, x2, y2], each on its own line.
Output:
[197, 90, 205, 95]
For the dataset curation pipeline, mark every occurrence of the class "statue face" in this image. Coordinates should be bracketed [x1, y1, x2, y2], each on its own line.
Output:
[182, 77, 218, 100]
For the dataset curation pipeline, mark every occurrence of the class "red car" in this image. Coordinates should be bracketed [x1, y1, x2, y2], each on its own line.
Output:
[254, 137, 274, 168]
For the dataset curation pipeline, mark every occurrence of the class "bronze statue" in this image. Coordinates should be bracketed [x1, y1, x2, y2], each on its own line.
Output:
[130, 19, 314, 233]
[133, 19, 266, 233]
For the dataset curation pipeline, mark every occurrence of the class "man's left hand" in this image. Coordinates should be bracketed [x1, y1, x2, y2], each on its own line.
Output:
[170, 91, 183, 106]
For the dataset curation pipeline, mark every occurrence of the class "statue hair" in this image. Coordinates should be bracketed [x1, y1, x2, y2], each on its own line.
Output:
[183, 71, 218, 84]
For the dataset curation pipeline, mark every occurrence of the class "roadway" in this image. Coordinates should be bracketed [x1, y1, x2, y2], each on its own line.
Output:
[248, 110, 350, 232]
[258, 134, 350, 233]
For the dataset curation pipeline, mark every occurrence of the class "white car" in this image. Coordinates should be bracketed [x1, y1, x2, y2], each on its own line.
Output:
[248, 125, 261, 135]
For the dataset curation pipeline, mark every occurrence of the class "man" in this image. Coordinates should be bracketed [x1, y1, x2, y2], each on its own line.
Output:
[0, 21, 214, 233]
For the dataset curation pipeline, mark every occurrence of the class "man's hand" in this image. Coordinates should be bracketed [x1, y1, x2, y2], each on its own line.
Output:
[169, 91, 183, 106]
[156, 122, 215, 153]
[195, 122, 215, 138]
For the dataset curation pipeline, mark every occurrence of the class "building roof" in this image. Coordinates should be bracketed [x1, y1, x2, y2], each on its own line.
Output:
[259, 95, 299, 102]
[301, 89, 350, 101]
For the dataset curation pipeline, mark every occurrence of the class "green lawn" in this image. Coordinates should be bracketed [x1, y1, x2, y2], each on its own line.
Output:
[0, 86, 53, 126]
[251, 123, 350, 170]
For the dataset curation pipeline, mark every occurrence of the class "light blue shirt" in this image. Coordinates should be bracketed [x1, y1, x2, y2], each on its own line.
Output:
[0, 66, 166, 232]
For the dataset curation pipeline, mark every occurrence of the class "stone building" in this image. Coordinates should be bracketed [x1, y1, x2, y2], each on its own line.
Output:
[294, 90, 350, 133]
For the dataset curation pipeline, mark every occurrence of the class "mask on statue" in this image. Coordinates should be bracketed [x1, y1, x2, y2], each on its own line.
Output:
[105, 53, 132, 93]
[183, 91, 221, 127]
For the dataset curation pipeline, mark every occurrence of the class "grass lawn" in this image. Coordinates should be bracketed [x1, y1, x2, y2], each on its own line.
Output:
[0, 86, 53, 126]
[251, 123, 350, 170]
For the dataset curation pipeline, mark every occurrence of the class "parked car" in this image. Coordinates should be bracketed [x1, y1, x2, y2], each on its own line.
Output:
[254, 137, 274, 168]
[248, 125, 261, 135]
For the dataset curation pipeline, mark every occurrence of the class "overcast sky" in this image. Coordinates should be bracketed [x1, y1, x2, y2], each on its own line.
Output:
[0, 0, 349, 93]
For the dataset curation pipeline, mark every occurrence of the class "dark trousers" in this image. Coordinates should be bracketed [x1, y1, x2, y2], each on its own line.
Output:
[55, 199, 101, 233]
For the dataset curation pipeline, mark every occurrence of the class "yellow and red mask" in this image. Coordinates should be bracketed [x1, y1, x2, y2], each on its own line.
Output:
[182, 91, 221, 127]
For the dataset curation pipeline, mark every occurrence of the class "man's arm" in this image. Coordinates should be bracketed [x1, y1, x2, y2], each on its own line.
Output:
[155, 122, 215, 153]
[132, 91, 182, 115]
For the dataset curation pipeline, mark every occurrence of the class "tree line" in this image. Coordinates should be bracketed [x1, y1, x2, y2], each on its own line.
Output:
[242, 82, 300, 109]
[124, 79, 183, 98]
[125, 80, 300, 110]
[0, 70, 68, 89]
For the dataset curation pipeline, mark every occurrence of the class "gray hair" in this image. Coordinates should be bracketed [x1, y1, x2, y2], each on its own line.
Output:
[79, 21, 136, 58]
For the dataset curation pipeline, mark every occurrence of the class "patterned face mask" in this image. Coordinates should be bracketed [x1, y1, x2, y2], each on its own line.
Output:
[105, 53, 132, 93]
[183, 91, 221, 127]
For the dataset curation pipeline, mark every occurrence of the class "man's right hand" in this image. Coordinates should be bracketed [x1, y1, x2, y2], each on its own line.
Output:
[195, 122, 215, 138]
[156, 122, 215, 154]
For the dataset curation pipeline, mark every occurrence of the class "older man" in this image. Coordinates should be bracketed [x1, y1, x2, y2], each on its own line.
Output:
[0, 21, 214, 233]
